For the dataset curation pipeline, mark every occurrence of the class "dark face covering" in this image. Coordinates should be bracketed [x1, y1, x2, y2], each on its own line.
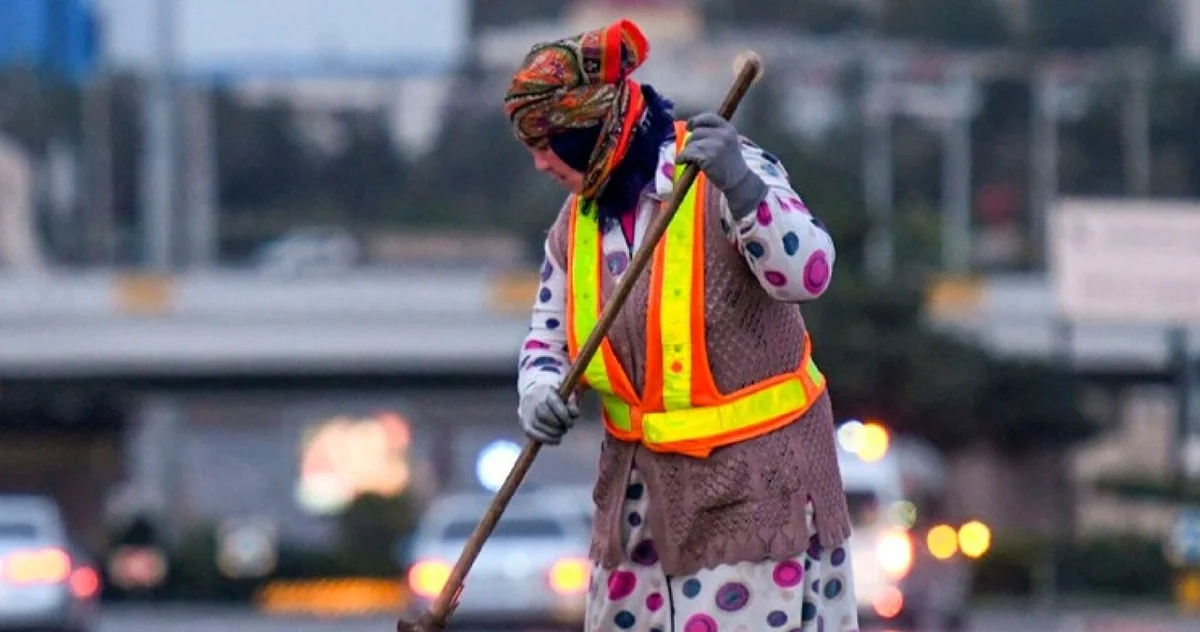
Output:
[547, 84, 676, 224]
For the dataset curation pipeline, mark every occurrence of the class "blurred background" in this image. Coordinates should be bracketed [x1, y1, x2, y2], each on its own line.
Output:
[3, 0, 1200, 631]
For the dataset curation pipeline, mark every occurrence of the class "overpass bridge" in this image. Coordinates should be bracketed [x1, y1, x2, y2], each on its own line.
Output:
[0, 268, 1194, 384]
[0, 267, 539, 384]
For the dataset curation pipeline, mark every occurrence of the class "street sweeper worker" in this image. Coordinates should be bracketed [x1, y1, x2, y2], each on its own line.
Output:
[507, 19, 859, 632]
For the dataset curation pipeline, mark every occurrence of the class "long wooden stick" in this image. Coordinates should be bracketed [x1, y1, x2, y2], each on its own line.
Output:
[399, 50, 764, 632]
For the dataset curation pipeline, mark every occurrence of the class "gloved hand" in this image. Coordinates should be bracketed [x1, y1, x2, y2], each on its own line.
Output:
[675, 112, 768, 216]
[518, 384, 580, 445]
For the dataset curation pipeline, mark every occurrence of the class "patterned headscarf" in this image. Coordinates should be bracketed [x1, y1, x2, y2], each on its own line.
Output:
[503, 19, 651, 200]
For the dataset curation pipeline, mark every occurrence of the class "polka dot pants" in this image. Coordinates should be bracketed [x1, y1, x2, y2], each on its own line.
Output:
[585, 468, 859, 632]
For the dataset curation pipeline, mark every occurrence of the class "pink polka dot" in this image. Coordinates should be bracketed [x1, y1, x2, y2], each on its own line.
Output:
[661, 163, 674, 180]
[683, 613, 719, 632]
[803, 252, 830, 294]
[773, 560, 804, 588]
[764, 270, 788, 287]
[607, 570, 637, 600]
[755, 201, 773, 226]
[523, 340, 550, 350]
[646, 592, 664, 611]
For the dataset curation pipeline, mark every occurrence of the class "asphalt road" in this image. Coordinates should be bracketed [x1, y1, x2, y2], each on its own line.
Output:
[94, 604, 1199, 632]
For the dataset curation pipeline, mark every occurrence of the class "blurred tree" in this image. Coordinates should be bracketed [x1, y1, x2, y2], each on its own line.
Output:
[976, 359, 1100, 453]
[336, 492, 421, 576]
[214, 92, 314, 211]
[1030, 0, 1172, 51]
[324, 110, 410, 222]
[403, 106, 565, 256]
[699, 0, 865, 34]
[880, 0, 1012, 48]
[469, 0, 572, 31]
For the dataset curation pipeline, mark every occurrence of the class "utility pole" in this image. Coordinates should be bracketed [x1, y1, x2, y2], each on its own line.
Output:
[1029, 64, 1059, 268]
[140, 0, 178, 270]
[181, 85, 218, 269]
[862, 55, 894, 283]
[940, 64, 975, 274]
[82, 72, 115, 265]
[1121, 50, 1152, 197]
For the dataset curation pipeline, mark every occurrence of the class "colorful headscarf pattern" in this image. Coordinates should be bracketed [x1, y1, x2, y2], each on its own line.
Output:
[503, 19, 651, 200]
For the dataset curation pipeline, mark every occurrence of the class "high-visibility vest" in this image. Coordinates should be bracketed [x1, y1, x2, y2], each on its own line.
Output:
[564, 121, 828, 459]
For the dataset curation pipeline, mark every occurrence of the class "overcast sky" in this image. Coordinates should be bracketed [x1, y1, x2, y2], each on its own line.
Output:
[93, 0, 468, 76]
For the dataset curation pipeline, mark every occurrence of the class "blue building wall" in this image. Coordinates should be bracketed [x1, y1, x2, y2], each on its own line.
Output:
[0, 0, 97, 81]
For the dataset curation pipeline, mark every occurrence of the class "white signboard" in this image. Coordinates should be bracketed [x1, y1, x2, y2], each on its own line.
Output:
[1050, 197, 1200, 325]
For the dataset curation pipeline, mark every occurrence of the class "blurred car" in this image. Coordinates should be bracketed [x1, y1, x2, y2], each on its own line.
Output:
[0, 494, 101, 632]
[253, 227, 362, 276]
[838, 423, 977, 631]
[401, 485, 594, 630]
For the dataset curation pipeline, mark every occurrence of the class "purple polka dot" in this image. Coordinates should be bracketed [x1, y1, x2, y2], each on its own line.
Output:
[807, 535, 823, 558]
[714, 582, 750, 611]
[764, 270, 788, 287]
[745, 240, 767, 259]
[523, 340, 550, 350]
[607, 570, 637, 600]
[545, 318, 560, 329]
[767, 610, 789, 627]
[530, 357, 561, 368]
[755, 201, 773, 226]
[606, 252, 630, 275]
[538, 287, 552, 302]
[631, 540, 659, 566]
[802, 252, 830, 295]
[831, 547, 846, 567]
[782, 231, 800, 256]
[540, 260, 553, 281]
[772, 560, 804, 588]
[683, 614, 718, 632]
[787, 197, 808, 213]
[646, 592, 664, 612]
[628, 512, 643, 527]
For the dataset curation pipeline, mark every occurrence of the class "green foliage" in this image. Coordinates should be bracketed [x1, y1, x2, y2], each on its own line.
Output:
[880, 0, 1012, 48]
[699, 0, 865, 34]
[804, 271, 993, 451]
[976, 359, 1102, 453]
[1029, 0, 1173, 51]
[1092, 472, 1200, 504]
[335, 492, 422, 576]
[971, 531, 1174, 599]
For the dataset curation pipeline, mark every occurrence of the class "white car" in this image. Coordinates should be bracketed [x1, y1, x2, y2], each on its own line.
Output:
[401, 485, 594, 630]
[0, 495, 101, 632]
[838, 425, 975, 631]
[253, 228, 362, 276]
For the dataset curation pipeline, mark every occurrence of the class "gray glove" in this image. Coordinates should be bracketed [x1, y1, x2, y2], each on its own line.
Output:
[675, 112, 768, 216]
[518, 384, 580, 445]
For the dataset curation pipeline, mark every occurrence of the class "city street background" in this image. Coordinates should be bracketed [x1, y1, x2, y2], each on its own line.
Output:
[4, 0, 1200, 631]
